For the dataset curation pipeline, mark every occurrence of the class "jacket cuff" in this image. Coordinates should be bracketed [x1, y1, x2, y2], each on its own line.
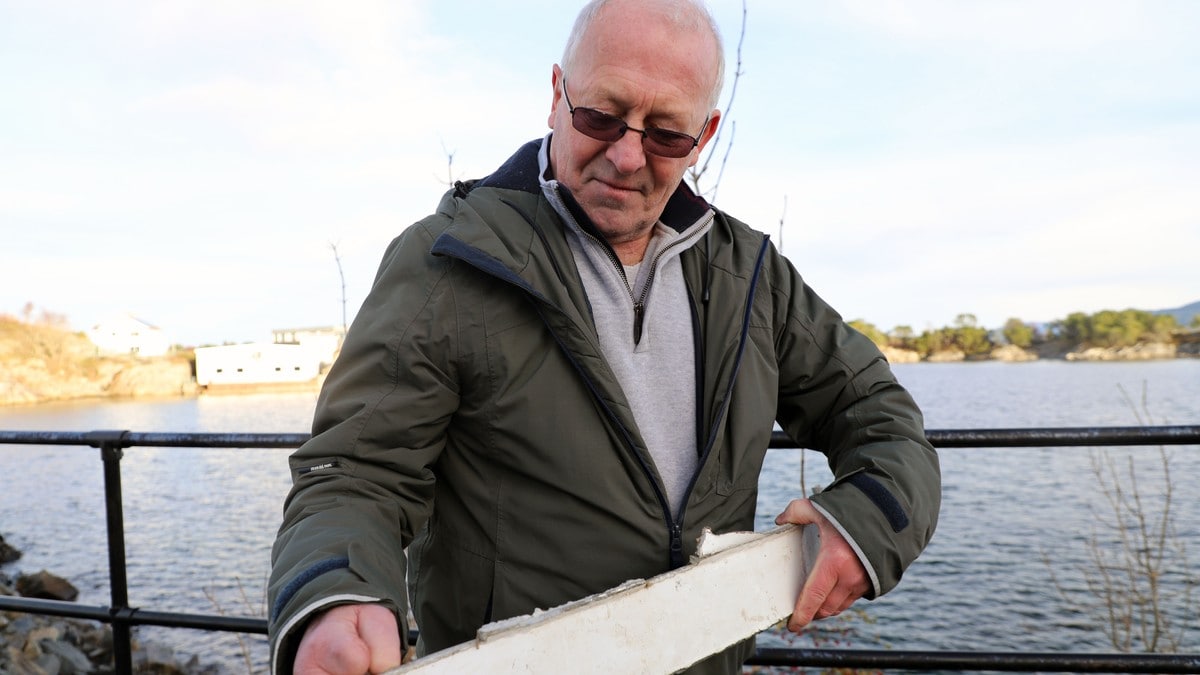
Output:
[809, 501, 882, 598]
[270, 594, 387, 675]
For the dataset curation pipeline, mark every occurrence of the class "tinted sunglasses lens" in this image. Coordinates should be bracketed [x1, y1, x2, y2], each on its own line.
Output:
[644, 129, 696, 158]
[571, 106, 697, 158]
[573, 108, 626, 142]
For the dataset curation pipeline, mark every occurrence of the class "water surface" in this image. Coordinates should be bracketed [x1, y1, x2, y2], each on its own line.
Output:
[2, 361, 1198, 671]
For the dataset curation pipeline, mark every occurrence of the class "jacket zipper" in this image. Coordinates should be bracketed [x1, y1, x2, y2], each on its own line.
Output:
[673, 234, 772, 553]
[432, 217, 762, 572]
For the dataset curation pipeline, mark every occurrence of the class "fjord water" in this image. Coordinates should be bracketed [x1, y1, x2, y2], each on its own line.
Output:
[1, 359, 1198, 671]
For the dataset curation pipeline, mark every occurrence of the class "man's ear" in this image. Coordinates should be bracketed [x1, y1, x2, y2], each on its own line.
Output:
[548, 64, 565, 129]
[690, 109, 722, 166]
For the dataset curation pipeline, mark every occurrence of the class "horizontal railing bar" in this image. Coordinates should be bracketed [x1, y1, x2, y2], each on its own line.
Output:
[4, 596, 1195, 674]
[0, 596, 115, 622]
[0, 596, 266, 633]
[0, 430, 310, 448]
[920, 425, 1200, 448]
[747, 647, 1200, 673]
[3, 598, 1199, 671]
[1, 426, 1198, 450]
[774, 425, 1200, 448]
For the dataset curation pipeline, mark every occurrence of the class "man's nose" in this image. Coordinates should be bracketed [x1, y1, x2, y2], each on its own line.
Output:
[605, 129, 648, 174]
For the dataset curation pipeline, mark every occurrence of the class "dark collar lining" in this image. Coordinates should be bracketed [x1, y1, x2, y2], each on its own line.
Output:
[474, 139, 543, 194]
[472, 137, 712, 235]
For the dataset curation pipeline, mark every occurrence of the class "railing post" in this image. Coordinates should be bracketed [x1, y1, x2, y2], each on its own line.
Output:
[87, 430, 133, 675]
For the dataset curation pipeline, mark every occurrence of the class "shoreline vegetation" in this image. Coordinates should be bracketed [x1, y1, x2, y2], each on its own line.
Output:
[2, 307, 1198, 408]
[852, 309, 1200, 365]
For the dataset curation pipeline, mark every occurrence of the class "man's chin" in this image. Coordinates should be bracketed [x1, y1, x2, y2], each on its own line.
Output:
[587, 214, 655, 246]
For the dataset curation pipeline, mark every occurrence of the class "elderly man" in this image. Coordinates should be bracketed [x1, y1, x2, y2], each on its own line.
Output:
[268, 1, 940, 673]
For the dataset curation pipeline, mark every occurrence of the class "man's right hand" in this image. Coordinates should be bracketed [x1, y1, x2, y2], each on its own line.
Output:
[295, 603, 402, 675]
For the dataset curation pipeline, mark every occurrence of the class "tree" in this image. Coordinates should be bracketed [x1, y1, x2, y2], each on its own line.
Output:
[1002, 318, 1034, 348]
[848, 319, 887, 348]
[1056, 311, 1091, 344]
[951, 314, 992, 356]
[329, 242, 348, 335]
[913, 327, 954, 357]
[889, 325, 916, 350]
[685, 0, 746, 200]
[953, 313, 978, 329]
[1146, 313, 1178, 341]
[1091, 310, 1139, 348]
[1050, 309, 1179, 349]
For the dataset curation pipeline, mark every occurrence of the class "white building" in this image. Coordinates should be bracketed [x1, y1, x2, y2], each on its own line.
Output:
[194, 342, 322, 387]
[87, 313, 172, 357]
[272, 326, 344, 369]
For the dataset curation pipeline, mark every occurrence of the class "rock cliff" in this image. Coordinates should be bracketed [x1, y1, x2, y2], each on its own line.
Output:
[0, 356, 196, 406]
[0, 318, 197, 406]
[1065, 342, 1178, 361]
[991, 344, 1038, 362]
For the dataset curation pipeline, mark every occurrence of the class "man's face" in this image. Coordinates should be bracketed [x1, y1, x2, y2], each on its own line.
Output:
[547, 3, 720, 253]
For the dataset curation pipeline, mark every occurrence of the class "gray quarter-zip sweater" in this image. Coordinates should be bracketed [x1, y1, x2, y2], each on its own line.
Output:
[538, 134, 713, 516]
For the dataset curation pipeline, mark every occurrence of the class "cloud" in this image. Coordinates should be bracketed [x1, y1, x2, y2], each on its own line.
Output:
[4, 0, 1196, 342]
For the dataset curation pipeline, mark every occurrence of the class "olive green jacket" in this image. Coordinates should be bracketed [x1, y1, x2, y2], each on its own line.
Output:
[268, 140, 940, 673]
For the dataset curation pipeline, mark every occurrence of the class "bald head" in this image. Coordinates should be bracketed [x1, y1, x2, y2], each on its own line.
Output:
[560, 0, 725, 110]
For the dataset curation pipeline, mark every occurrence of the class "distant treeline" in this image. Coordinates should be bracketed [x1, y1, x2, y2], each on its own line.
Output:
[850, 309, 1200, 359]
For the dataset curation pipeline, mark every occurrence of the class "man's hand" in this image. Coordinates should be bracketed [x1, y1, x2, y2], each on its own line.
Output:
[775, 498, 870, 632]
[295, 603, 402, 675]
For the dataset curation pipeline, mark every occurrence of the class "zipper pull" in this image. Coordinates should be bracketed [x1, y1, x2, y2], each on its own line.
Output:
[633, 302, 645, 345]
[669, 523, 685, 569]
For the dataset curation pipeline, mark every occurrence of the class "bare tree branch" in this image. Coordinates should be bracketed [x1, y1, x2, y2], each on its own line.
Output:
[687, 0, 747, 200]
[329, 242, 348, 334]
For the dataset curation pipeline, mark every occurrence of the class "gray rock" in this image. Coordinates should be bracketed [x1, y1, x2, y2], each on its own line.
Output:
[34, 652, 62, 675]
[8, 614, 37, 633]
[133, 642, 193, 674]
[40, 639, 93, 674]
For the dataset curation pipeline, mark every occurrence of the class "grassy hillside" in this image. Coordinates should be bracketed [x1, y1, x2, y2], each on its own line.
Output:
[0, 314, 195, 405]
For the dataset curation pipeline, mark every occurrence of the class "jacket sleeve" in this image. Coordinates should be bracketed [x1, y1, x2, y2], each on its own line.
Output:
[267, 219, 461, 673]
[768, 245, 940, 598]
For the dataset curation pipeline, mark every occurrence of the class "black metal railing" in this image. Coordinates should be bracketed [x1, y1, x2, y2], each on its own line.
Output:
[1, 425, 1199, 674]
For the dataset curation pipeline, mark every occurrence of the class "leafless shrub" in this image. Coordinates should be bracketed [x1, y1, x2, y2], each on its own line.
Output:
[1047, 383, 1196, 652]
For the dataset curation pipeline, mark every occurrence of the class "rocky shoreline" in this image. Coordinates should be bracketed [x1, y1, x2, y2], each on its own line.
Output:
[0, 534, 223, 674]
[881, 339, 1196, 365]
[0, 356, 197, 408]
[1, 339, 1195, 408]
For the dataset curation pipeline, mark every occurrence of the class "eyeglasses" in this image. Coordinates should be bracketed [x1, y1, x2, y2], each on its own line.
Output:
[561, 76, 707, 159]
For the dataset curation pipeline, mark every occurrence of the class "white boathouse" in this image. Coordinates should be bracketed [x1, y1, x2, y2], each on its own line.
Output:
[193, 326, 344, 388]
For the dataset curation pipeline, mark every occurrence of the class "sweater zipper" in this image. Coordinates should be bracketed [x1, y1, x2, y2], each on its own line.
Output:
[580, 230, 646, 344]
[581, 218, 712, 346]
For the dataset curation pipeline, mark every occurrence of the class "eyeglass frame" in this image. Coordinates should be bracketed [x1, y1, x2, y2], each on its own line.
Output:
[560, 75, 710, 159]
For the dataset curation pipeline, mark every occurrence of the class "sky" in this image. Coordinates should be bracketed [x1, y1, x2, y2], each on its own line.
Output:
[2, 0, 1197, 346]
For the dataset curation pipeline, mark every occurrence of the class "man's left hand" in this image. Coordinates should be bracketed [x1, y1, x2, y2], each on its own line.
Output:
[775, 498, 870, 632]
